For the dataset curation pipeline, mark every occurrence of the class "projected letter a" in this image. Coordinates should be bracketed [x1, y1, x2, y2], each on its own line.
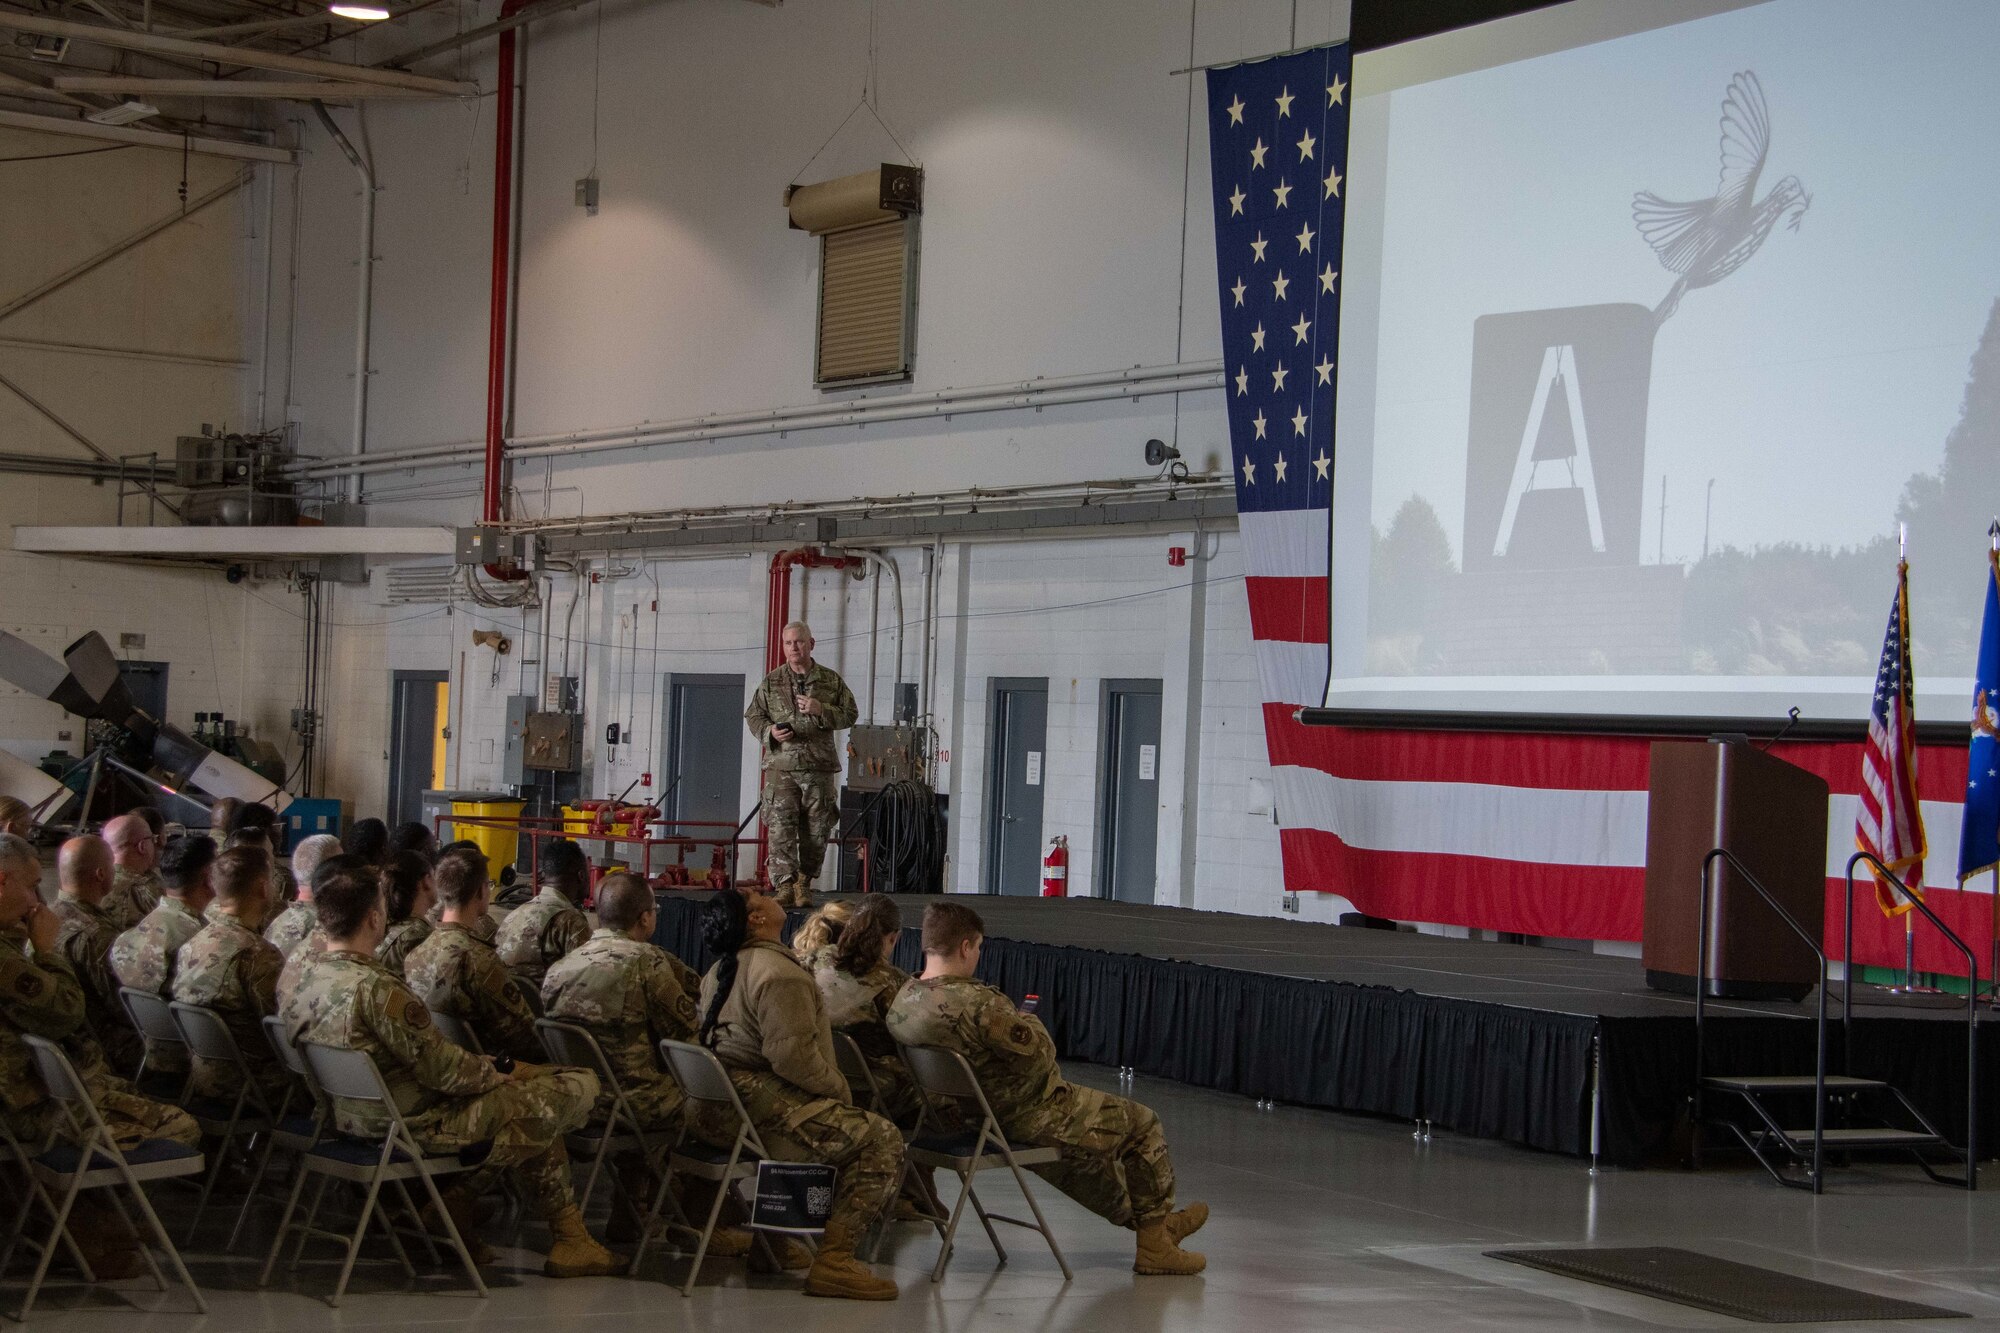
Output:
[1492, 344, 1604, 559]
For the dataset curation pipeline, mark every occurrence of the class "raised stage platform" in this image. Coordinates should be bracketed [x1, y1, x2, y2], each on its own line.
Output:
[650, 894, 1995, 1166]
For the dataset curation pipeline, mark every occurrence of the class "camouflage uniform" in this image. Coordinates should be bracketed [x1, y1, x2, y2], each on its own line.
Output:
[403, 922, 541, 1062]
[264, 900, 319, 960]
[694, 939, 902, 1235]
[492, 887, 592, 989]
[107, 896, 205, 1076]
[428, 902, 498, 945]
[886, 974, 1178, 1229]
[803, 944, 922, 1122]
[543, 928, 699, 1126]
[171, 913, 286, 1102]
[102, 866, 162, 933]
[50, 894, 142, 1075]
[281, 948, 596, 1220]
[1, 922, 199, 1151]
[376, 916, 434, 979]
[274, 928, 328, 1012]
[745, 661, 858, 888]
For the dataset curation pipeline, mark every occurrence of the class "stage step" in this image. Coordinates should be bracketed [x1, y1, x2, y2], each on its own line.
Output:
[1773, 1127, 1944, 1150]
[1703, 1075, 1886, 1093]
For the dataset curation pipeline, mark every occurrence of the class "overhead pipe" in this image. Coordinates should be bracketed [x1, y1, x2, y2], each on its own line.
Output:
[481, 0, 531, 580]
[850, 550, 904, 721]
[310, 101, 374, 502]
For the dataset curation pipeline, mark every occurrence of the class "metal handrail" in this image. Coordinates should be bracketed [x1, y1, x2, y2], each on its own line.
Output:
[1695, 847, 1831, 1193]
[1842, 851, 1979, 1188]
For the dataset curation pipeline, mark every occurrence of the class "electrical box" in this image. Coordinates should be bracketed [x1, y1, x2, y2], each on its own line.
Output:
[500, 694, 534, 786]
[845, 723, 924, 792]
[524, 711, 582, 772]
[455, 527, 536, 570]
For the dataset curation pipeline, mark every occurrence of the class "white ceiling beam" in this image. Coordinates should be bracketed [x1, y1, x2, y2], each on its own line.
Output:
[0, 12, 477, 94]
[0, 107, 294, 163]
[54, 76, 457, 99]
[13, 525, 459, 557]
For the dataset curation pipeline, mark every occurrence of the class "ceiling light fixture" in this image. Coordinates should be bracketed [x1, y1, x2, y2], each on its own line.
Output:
[85, 100, 159, 125]
[328, 3, 391, 19]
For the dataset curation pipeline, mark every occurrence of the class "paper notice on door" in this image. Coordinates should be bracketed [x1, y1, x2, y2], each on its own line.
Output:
[1025, 752, 1042, 786]
[1138, 744, 1157, 781]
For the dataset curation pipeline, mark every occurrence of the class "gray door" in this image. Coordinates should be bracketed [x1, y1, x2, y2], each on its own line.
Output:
[985, 679, 1048, 896]
[1098, 680, 1163, 904]
[387, 670, 448, 829]
[665, 673, 745, 868]
[117, 660, 169, 721]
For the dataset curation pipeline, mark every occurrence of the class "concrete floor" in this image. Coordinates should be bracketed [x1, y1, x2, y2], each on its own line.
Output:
[8, 1060, 2000, 1332]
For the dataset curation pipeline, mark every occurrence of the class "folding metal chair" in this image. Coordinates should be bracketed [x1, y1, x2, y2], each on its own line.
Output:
[511, 975, 545, 1018]
[646, 1039, 783, 1293]
[166, 1002, 280, 1243]
[897, 1043, 1071, 1283]
[832, 1030, 889, 1116]
[259, 1042, 489, 1308]
[117, 988, 191, 1099]
[0, 1113, 99, 1293]
[427, 1009, 485, 1057]
[14, 1035, 208, 1319]
[534, 1018, 675, 1228]
[222, 1016, 323, 1253]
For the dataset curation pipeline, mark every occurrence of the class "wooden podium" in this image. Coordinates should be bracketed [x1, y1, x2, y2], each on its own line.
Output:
[1642, 739, 1829, 1001]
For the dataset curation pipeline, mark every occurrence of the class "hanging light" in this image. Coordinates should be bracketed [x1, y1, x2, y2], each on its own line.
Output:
[328, 2, 391, 18]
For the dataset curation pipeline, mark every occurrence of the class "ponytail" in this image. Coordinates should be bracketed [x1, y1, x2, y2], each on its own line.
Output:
[833, 894, 902, 978]
[697, 890, 751, 1047]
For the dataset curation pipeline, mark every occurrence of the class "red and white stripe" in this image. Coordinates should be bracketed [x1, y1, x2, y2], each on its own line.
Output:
[1240, 512, 1984, 975]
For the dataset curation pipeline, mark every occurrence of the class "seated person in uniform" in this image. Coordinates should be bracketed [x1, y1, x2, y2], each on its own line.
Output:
[109, 833, 217, 1007]
[428, 841, 499, 942]
[276, 852, 367, 1010]
[543, 871, 753, 1254]
[264, 833, 340, 961]
[375, 852, 436, 979]
[100, 811, 164, 931]
[695, 889, 905, 1301]
[403, 847, 541, 1062]
[50, 834, 143, 1075]
[280, 857, 617, 1278]
[389, 821, 439, 864]
[342, 817, 392, 868]
[226, 802, 296, 908]
[494, 838, 593, 988]
[790, 899, 853, 959]
[172, 846, 288, 1103]
[803, 895, 919, 1121]
[886, 901, 1209, 1275]
[0, 796, 33, 840]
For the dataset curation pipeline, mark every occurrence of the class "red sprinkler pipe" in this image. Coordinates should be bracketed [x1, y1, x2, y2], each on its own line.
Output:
[481, 0, 530, 581]
[765, 547, 865, 670]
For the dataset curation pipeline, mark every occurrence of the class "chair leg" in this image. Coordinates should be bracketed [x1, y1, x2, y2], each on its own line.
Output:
[1001, 1159, 1072, 1281]
[184, 1125, 237, 1244]
[679, 1161, 738, 1299]
[290, 1176, 332, 1270]
[576, 1134, 612, 1218]
[390, 1180, 443, 1266]
[928, 1167, 982, 1284]
[962, 1183, 1009, 1264]
[258, 1161, 314, 1287]
[227, 1132, 285, 1254]
[628, 1161, 678, 1277]
[409, 1167, 489, 1298]
[14, 1170, 82, 1321]
[101, 1184, 170, 1293]
[113, 1174, 209, 1314]
[328, 1172, 387, 1308]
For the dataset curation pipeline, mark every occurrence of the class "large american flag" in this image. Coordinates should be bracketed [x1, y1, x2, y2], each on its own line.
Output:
[1857, 561, 1926, 915]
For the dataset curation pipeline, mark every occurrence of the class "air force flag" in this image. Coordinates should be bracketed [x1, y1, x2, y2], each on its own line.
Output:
[1958, 549, 2000, 883]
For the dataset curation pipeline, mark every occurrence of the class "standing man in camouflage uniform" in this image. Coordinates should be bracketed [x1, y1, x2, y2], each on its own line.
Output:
[51, 835, 142, 1075]
[281, 857, 618, 1278]
[404, 846, 540, 1062]
[745, 621, 858, 907]
[107, 834, 218, 1092]
[886, 901, 1208, 1275]
[100, 812, 163, 931]
[172, 846, 287, 1103]
[696, 889, 903, 1300]
[494, 838, 592, 988]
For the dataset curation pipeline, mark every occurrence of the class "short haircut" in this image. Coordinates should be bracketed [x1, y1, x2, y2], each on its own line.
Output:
[133, 806, 166, 836]
[229, 802, 278, 837]
[212, 846, 272, 904]
[291, 833, 343, 885]
[438, 839, 481, 859]
[0, 831, 34, 880]
[595, 871, 654, 932]
[388, 821, 437, 861]
[382, 851, 432, 922]
[158, 834, 218, 892]
[539, 838, 588, 887]
[921, 901, 985, 956]
[433, 846, 490, 909]
[343, 817, 390, 866]
[782, 620, 813, 641]
[313, 857, 384, 939]
[226, 827, 269, 851]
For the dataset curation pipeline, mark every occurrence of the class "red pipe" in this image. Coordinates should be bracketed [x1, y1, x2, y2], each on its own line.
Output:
[481, 0, 530, 580]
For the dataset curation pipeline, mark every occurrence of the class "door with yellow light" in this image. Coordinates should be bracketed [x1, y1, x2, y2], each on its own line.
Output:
[388, 669, 451, 827]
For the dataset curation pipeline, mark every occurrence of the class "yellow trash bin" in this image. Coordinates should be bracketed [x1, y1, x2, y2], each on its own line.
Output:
[449, 798, 524, 869]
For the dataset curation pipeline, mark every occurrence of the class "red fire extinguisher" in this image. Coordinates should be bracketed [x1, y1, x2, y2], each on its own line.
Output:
[1041, 835, 1068, 898]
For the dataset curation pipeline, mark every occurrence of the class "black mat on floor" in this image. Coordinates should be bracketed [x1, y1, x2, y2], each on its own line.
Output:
[1486, 1246, 1964, 1323]
[650, 893, 1999, 1164]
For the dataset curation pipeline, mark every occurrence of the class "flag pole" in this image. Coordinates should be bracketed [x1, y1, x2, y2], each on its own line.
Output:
[1990, 519, 1999, 1008]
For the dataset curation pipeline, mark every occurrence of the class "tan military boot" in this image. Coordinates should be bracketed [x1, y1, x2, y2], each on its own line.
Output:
[1164, 1201, 1209, 1244]
[423, 1187, 495, 1266]
[1134, 1218, 1206, 1275]
[747, 1233, 814, 1271]
[542, 1205, 620, 1278]
[803, 1223, 899, 1300]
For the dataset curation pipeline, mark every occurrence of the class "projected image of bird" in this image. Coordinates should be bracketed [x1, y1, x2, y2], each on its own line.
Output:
[1633, 71, 1810, 324]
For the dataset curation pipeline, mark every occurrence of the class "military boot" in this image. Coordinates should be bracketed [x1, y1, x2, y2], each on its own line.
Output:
[1165, 1201, 1209, 1244]
[542, 1205, 620, 1278]
[423, 1187, 496, 1266]
[803, 1222, 899, 1300]
[1134, 1218, 1206, 1275]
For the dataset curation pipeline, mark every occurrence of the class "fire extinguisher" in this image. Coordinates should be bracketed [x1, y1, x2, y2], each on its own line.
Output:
[1041, 835, 1068, 898]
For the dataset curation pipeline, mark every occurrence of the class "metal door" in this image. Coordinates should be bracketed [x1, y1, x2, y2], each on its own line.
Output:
[984, 679, 1048, 896]
[387, 670, 449, 828]
[1098, 680, 1163, 904]
[117, 661, 169, 721]
[665, 673, 745, 868]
